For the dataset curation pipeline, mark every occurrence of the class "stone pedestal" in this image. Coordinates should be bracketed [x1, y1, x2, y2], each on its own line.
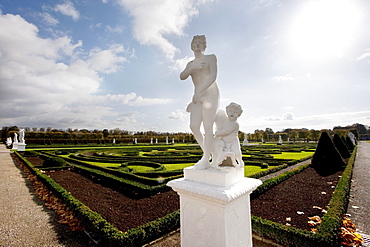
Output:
[17, 143, 26, 151]
[12, 142, 18, 150]
[168, 166, 262, 247]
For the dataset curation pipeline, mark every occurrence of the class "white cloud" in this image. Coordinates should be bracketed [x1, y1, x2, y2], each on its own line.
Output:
[283, 112, 294, 120]
[168, 109, 187, 121]
[116, 0, 200, 60]
[273, 74, 294, 81]
[83, 93, 174, 106]
[39, 12, 59, 26]
[356, 49, 370, 61]
[171, 56, 193, 71]
[86, 44, 128, 74]
[105, 25, 125, 33]
[240, 111, 370, 133]
[54, 1, 80, 21]
[0, 12, 158, 129]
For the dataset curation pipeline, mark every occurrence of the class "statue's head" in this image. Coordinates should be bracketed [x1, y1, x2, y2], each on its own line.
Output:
[191, 35, 207, 52]
[226, 102, 243, 121]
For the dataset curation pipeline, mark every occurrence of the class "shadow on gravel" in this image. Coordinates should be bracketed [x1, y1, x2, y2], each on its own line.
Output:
[11, 155, 98, 247]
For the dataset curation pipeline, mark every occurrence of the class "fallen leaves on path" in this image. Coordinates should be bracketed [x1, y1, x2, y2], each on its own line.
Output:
[339, 217, 363, 247]
[16, 159, 85, 232]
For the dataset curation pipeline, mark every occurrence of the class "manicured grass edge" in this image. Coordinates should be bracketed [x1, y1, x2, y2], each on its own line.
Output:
[251, 146, 357, 246]
[14, 151, 180, 247]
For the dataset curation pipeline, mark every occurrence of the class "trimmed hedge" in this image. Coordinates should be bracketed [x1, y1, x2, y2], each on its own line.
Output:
[64, 155, 174, 187]
[14, 151, 180, 246]
[251, 146, 357, 246]
[251, 163, 310, 199]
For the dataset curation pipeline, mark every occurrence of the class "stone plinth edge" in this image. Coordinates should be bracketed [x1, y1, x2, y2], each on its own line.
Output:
[17, 143, 27, 152]
[167, 177, 262, 206]
[184, 166, 244, 187]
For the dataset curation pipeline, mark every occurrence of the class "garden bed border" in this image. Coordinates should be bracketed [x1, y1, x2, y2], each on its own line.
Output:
[251, 146, 357, 246]
[14, 151, 180, 247]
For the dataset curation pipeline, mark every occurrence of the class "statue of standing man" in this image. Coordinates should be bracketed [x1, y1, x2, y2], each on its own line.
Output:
[180, 35, 220, 169]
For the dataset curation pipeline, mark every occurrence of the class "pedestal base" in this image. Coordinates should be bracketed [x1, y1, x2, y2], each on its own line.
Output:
[168, 167, 262, 247]
[17, 143, 26, 151]
[12, 143, 18, 150]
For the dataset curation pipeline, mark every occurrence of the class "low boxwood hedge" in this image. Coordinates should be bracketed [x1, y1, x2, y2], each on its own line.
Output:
[251, 146, 357, 246]
[14, 151, 180, 246]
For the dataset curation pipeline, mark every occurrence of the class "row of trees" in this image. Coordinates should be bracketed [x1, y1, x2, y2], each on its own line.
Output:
[0, 126, 196, 145]
[1, 123, 367, 145]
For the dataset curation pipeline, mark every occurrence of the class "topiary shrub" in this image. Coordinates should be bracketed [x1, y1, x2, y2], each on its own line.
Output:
[311, 132, 346, 176]
[260, 162, 269, 169]
[42, 156, 67, 167]
[333, 134, 351, 159]
[345, 136, 355, 152]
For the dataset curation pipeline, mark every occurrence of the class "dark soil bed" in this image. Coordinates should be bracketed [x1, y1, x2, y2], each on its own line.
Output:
[250, 167, 342, 231]
[24, 154, 343, 236]
[46, 169, 180, 232]
[25, 156, 45, 166]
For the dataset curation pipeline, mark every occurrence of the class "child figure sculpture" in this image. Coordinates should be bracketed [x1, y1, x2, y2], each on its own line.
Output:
[213, 102, 244, 169]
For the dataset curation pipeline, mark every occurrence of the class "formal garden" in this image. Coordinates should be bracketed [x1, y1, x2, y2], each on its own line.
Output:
[10, 131, 361, 246]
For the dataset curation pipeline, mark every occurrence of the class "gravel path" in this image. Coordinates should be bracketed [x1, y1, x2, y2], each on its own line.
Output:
[0, 145, 90, 247]
[347, 141, 370, 246]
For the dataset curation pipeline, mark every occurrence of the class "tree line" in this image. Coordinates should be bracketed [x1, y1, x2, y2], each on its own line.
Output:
[1, 123, 367, 145]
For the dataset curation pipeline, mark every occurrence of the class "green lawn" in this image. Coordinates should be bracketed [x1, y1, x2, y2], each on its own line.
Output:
[244, 165, 268, 177]
[163, 163, 194, 171]
[272, 151, 314, 160]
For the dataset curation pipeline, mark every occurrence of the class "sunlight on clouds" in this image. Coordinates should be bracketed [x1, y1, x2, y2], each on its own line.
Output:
[54, 0, 80, 21]
[83, 93, 174, 107]
[290, 0, 361, 60]
[39, 12, 59, 26]
[116, 0, 200, 60]
[168, 109, 187, 121]
[356, 49, 370, 61]
[0, 12, 136, 128]
[273, 74, 294, 81]
[87, 44, 128, 74]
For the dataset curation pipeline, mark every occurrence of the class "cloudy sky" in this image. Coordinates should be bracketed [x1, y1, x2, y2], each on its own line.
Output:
[1, 0, 369, 133]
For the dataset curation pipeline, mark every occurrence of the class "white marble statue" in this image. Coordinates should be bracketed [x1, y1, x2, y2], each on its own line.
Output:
[6, 137, 12, 146]
[278, 135, 282, 144]
[19, 129, 25, 144]
[166, 136, 169, 145]
[243, 133, 249, 146]
[150, 138, 153, 144]
[213, 103, 244, 168]
[13, 133, 18, 144]
[180, 35, 220, 169]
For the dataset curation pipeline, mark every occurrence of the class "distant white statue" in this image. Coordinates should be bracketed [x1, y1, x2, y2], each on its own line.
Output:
[261, 137, 264, 143]
[6, 137, 12, 146]
[155, 138, 158, 144]
[213, 103, 244, 168]
[172, 138, 175, 144]
[13, 133, 18, 144]
[278, 135, 282, 145]
[12, 133, 19, 149]
[113, 138, 116, 144]
[180, 35, 220, 169]
[150, 138, 153, 144]
[19, 129, 25, 144]
[243, 133, 249, 146]
[166, 136, 169, 145]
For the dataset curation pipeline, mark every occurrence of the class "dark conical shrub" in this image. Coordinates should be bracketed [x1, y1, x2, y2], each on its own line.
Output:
[333, 134, 351, 159]
[345, 136, 355, 152]
[311, 132, 346, 176]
